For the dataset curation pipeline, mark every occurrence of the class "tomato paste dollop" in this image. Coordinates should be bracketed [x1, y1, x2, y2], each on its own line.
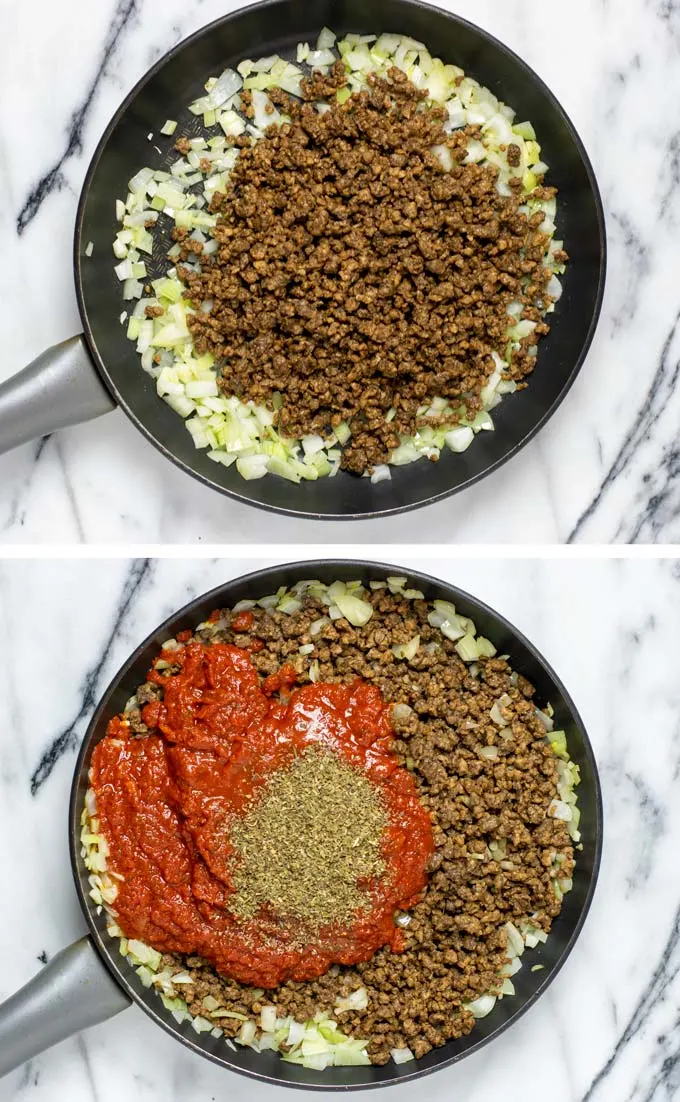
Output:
[90, 640, 434, 988]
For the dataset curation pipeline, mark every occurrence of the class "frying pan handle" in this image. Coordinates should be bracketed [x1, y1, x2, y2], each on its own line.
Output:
[0, 936, 131, 1078]
[0, 335, 116, 455]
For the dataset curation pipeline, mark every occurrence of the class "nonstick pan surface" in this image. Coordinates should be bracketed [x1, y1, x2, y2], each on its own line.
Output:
[59, 561, 601, 1090]
[74, 0, 606, 520]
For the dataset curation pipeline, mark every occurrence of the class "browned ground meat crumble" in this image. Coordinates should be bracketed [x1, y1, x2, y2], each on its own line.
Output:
[124, 589, 574, 1064]
[178, 63, 559, 474]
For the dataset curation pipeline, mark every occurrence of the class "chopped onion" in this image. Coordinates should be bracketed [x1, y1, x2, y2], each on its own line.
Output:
[209, 68, 242, 109]
[466, 995, 496, 1019]
[287, 1020, 306, 1047]
[332, 592, 374, 627]
[236, 1020, 258, 1046]
[317, 26, 336, 50]
[504, 922, 525, 958]
[370, 464, 391, 484]
[490, 702, 508, 727]
[306, 48, 337, 68]
[335, 987, 369, 1012]
[392, 635, 420, 661]
[445, 426, 474, 453]
[387, 576, 407, 591]
[391, 1047, 415, 1064]
[237, 455, 268, 480]
[432, 144, 452, 171]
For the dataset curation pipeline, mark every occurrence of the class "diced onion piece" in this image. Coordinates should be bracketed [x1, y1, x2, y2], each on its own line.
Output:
[547, 273, 563, 301]
[306, 48, 337, 68]
[504, 922, 525, 958]
[237, 455, 269, 480]
[335, 987, 369, 1012]
[549, 730, 567, 758]
[317, 26, 336, 49]
[370, 464, 391, 484]
[232, 600, 256, 613]
[466, 995, 496, 1019]
[502, 955, 523, 977]
[287, 1020, 306, 1047]
[186, 380, 218, 398]
[387, 576, 407, 591]
[251, 88, 281, 130]
[432, 144, 453, 171]
[301, 434, 325, 456]
[277, 594, 302, 615]
[236, 1020, 257, 1045]
[332, 593, 373, 627]
[334, 421, 351, 445]
[440, 619, 465, 642]
[392, 635, 420, 661]
[391, 1047, 415, 1064]
[490, 702, 508, 727]
[455, 634, 479, 662]
[445, 426, 474, 453]
[127, 939, 161, 970]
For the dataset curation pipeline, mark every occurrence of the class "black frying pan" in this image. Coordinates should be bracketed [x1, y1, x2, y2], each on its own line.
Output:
[0, 0, 605, 520]
[0, 561, 602, 1089]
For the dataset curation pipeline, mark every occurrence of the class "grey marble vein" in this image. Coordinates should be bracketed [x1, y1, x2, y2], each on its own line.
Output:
[568, 305, 680, 542]
[581, 898, 680, 1102]
[16, 0, 142, 235]
[30, 559, 153, 794]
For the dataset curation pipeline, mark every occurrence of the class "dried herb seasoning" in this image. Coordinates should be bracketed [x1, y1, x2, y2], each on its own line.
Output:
[230, 746, 388, 929]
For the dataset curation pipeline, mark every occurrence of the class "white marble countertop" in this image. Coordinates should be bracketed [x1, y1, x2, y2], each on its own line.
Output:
[0, 554, 679, 1101]
[1, 0, 677, 544]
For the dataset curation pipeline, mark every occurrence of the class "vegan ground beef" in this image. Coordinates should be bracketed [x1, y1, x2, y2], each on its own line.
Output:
[179, 66, 558, 474]
[123, 588, 574, 1064]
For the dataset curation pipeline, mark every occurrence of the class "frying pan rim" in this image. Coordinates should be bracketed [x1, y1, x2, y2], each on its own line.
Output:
[72, 0, 607, 522]
[68, 558, 604, 1090]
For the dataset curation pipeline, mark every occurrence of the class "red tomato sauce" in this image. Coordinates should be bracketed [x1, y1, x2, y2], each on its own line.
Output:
[90, 640, 434, 988]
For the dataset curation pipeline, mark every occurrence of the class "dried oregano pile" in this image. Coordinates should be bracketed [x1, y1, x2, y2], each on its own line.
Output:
[230, 746, 387, 930]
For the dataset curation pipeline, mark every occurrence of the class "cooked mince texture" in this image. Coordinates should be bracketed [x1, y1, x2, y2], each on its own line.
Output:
[115, 33, 568, 484]
[180, 65, 555, 474]
[88, 588, 576, 1066]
